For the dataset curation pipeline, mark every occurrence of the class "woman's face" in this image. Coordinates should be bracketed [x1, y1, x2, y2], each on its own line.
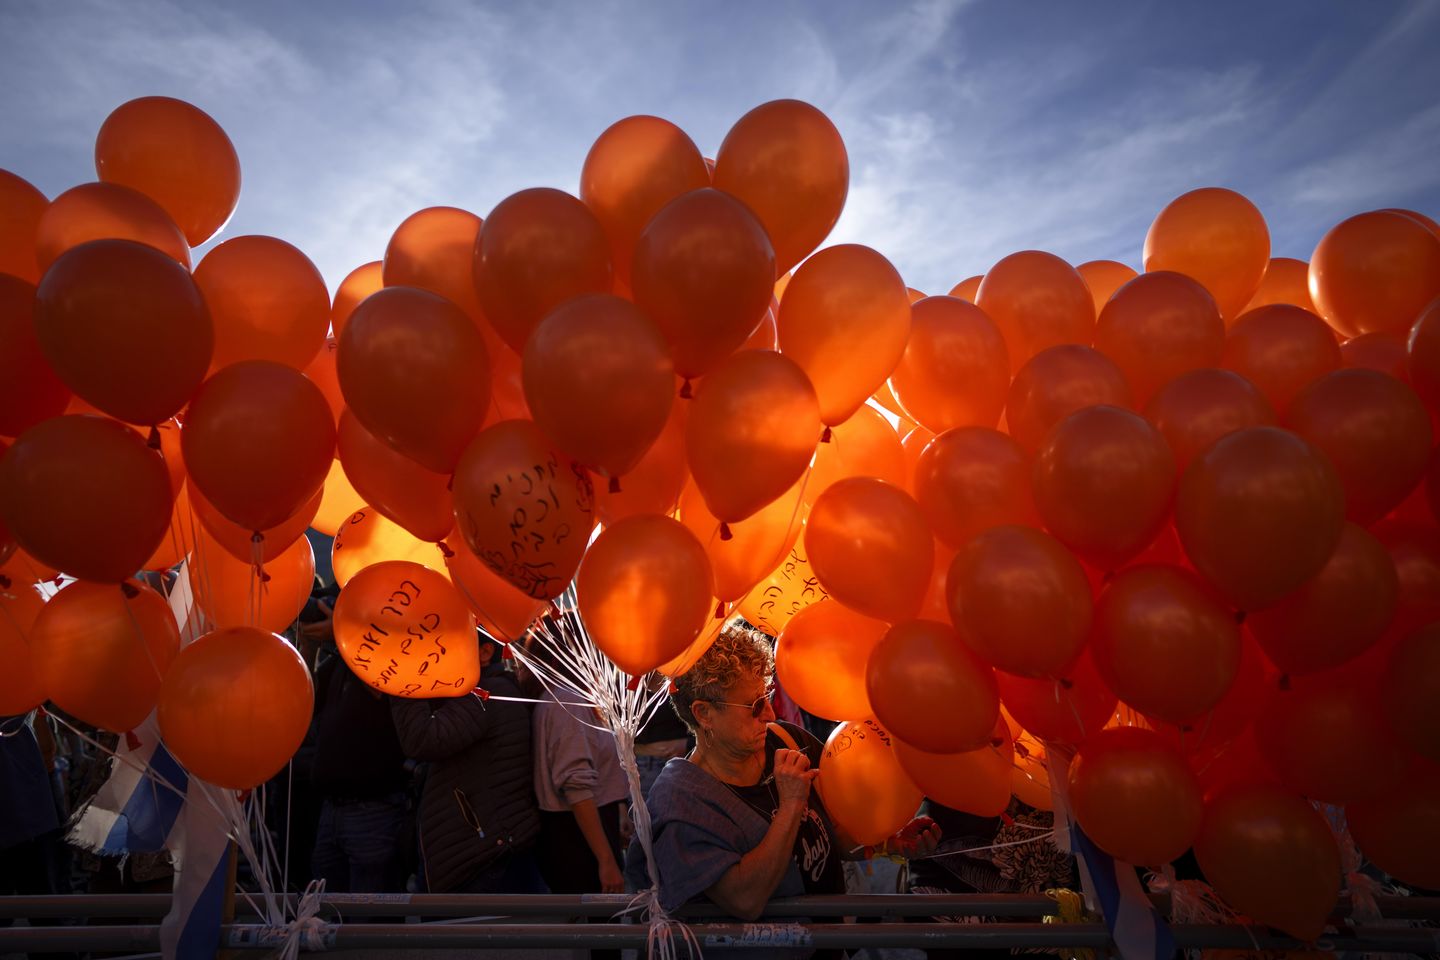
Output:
[704, 670, 776, 756]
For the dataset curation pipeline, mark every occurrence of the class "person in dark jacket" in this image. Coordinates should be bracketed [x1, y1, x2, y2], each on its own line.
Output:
[390, 634, 544, 893]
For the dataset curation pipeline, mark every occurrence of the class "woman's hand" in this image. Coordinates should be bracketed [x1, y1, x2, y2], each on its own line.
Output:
[773, 748, 819, 808]
[599, 856, 625, 893]
[869, 815, 942, 860]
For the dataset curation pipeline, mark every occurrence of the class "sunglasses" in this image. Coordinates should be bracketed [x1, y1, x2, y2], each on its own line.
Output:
[705, 688, 774, 719]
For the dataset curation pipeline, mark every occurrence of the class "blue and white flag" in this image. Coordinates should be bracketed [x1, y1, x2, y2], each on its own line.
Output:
[1070, 821, 1176, 960]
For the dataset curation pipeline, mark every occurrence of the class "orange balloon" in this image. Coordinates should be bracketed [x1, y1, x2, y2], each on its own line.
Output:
[976, 251, 1094, 374]
[818, 719, 923, 845]
[1241, 257, 1316, 315]
[331, 507, 446, 588]
[0, 169, 46, 283]
[1175, 427, 1345, 611]
[194, 235, 329, 371]
[302, 337, 344, 426]
[33, 239, 212, 426]
[577, 514, 713, 675]
[452, 419, 596, 600]
[330, 261, 383, 339]
[94, 96, 239, 246]
[0, 415, 171, 583]
[914, 428, 1038, 550]
[1143, 368, 1276, 474]
[775, 599, 886, 721]
[1091, 564, 1240, 726]
[1341, 330, 1409, 381]
[1008, 720, 1055, 811]
[889, 296, 1009, 433]
[1076, 260, 1138, 318]
[581, 115, 710, 286]
[158, 626, 313, 790]
[712, 99, 848, 276]
[1380, 623, 1440, 764]
[996, 649, 1116, 746]
[679, 475, 804, 603]
[632, 188, 776, 380]
[142, 474, 194, 573]
[1310, 210, 1440, 338]
[338, 286, 491, 474]
[190, 479, 320, 563]
[32, 580, 180, 732]
[900, 423, 935, 496]
[0, 582, 45, 715]
[777, 244, 911, 426]
[1409, 297, 1440, 412]
[1346, 762, 1440, 891]
[686, 350, 821, 524]
[189, 526, 314, 634]
[183, 361, 334, 532]
[1143, 187, 1270, 323]
[1070, 726, 1203, 865]
[1005, 344, 1132, 454]
[1033, 406, 1176, 570]
[0, 545, 58, 587]
[310, 458, 366, 538]
[805, 477, 932, 623]
[743, 300, 780, 353]
[946, 525, 1092, 678]
[1375, 520, 1440, 644]
[1286, 368, 1433, 524]
[805, 404, 906, 506]
[473, 187, 613, 354]
[383, 206, 487, 326]
[333, 560, 478, 698]
[867, 618, 999, 754]
[947, 275, 982, 303]
[0, 275, 71, 437]
[1095, 271, 1225, 407]
[337, 410, 453, 543]
[739, 538, 830, 638]
[35, 181, 190, 271]
[894, 716, 1014, 818]
[523, 294, 675, 481]
[594, 398, 689, 525]
[1222, 304, 1342, 417]
[1193, 783, 1340, 941]
[1247, 522, 1396, 676]
[870, 377, 909, 422]
[443, 532, 545, 643]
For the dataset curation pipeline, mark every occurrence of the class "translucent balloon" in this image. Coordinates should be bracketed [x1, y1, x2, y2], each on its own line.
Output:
[818, 719, 923, 846]
[894, 716, 1014, 818]
[337, 410, 453, 543]
[1222, 304, 1341, 416]
[594, 398, 689, 525]
[0, 168, 47, 282]
[679, 475, 804, 603]
[1143, 368, 1276, 474]
[775, 599, 885, 721]
[0, 583, 45, 715]
[1241, 257, 1316, 315]
[443, 532, 545, 643]
[738, 539, 830, 638]
[190, 480, 319, 563]
[1095, 271, 1224, 407]
[309, 458, 366, 539]
[189, 528, 314, 635]
[302, 337, 344, 426]
[1309, 210, 1440, 338]
[0, 275, 70, 438]
[805, 478, 932, 623]
[996, 649, 1116, 746]
[947, 275, 982, 303]
[330, 261, 383, 339]
[194, 235, 329, 372]
[331, 507, 446, 589]
[1006, 344, 1132, 454]
[1076, 260, 1137, 317]
[1069, 725, 1203, 866]
[976, 251, 1094, 373]
[1340, 330, 1409, 381]
[913, 427, 1035, 549]
[866, 619, 999, 754]
[383, 206, 487, 327]
[805, 404, 906, 506]
[35, 182, 190, 271]
[1143, 187, 1270, 323]
[889, 296, 1009, 433]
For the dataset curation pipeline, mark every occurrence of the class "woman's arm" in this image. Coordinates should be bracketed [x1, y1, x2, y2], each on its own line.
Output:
[570, 797, 625, 893]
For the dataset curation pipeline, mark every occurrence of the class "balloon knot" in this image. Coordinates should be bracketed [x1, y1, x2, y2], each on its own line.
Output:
[1278, 673, 1291, 691]
[1101, 569, 1115, 584]
[1058, 676, 1074, 690]
[146, 426, 162, 450]
[1014, 741, 1030, 758]
[625, 674, 642, 691]
[719, 522, 733, 541]
[0, 574, 10, 591]
[446, 474, 454, 492]
[251, 531, 264, 544]
[124, 730, 141, 751]
[1234, 609, 1247, 625]
[715, 600, 725, 619]
[608, 475, 621, 494]
[679, 379, 693, 400]
[990, 736, 1003, 748]
[239, 789, 251, 803]
[438, 542, 455, 559]
[473, 686, 490, 701]
[820, 426, 833, 443]
[258, 567, 273, 584]
[501, 643, 516, 660]
[119, 582, 140, 599]
[35, 703, 47, 719]
[667, 680, 678, 695]
[1001, 811, 1015, 827]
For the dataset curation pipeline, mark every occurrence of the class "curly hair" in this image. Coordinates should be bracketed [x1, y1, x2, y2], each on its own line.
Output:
[669, 620, 774, 733]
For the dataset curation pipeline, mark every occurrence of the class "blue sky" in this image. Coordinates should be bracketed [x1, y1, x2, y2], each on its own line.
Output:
[2, 0, 1437, 297]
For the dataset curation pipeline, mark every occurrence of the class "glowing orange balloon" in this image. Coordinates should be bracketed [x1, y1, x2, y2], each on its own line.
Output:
[0, 546, 57, 587]
[775, 599, 886, 721]
[805, 478, 932, 623]
[0, 275, 70, 437]
[0, 168, 47, 282]
[594, 398, 689, 525]
[1222, 304, 1341, 416]
[1341, 331, 1409, 381]
[686, 350, 821, 524]
[996, 649, 1116, 746]
[1096, 271, 1224, 407]
[33, 239, 212, 426]
[194, 235, 329, 371]
[331, 507, 446, 588]
[1241, 257, 1316, 315]
[805, 404, 906, 506]
[443, 532, 545, 642]
[0, 415, 172, 583]
[581, 115, 710, 286]
[189, 526, 314, 634]
[337, 410, 453, 542]
[818, 719, 923, 845]
[577, 514, 714, 675]
[632, 188, 776, 380]
[301, 337, 344, 426]
[1006, 344, 1132, 454]
[1194, 783, 1340, 941]
[895, 717, 1014, 818]
[946, 525, 1092, 678]
[94, 97, 239, 246]
[331, 261, 383, 339]
[1143, 188, 1270, 322]
[679, 475, 804, 603]
[333, 560, 478, 698]
[31, 580, 179, 732]
[338, 286, 491, 474]
[0, 583, 45, 715]
[914, 428, 1037, 550]
[1069, 725, 1203, 865]
[889, 296, 1009, 433]
[158, 626, 313, 790]
[976, 251, 1094, 374]
[1008, 720, 1054, 811]
[712, 99, 848, 276]
[777, 244, 911, 426]
[739, 539, 830, 637]
[1033, 406, 1176, 570]
[35, 182, 190, 271]
[867, 619, 999, 754]
[1380, 624, 1440, 764]
[523, 294, 675, 481]
[310, 458, 366, 538]
[473, 187, 613, 353]
[1347, 763, 1440, 891]
[1176, 427, 1345, 611]
[190, 479, 320, 563]
[947, 275, 982, 303]
[1310, 210, 1440, 338]
[900, 423, 934, 495]
[1143, 368, 1276, 473]
[1076, 260, 1138, 317]
[384, 206, 487, 324]
[452, 419, 596, 600]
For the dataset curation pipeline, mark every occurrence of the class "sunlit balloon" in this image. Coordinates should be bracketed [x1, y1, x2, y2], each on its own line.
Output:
[889, 296, 1009, 433]
[866, 618, 999, 754]
[775, 599, 886, 721]
[947, 275, 982, 303]
[331, 507, 446, 588]
[35, 181, 190, 271]
[679, 475, 804, 603]
[804, 404, 906, 506]
[805, 478, 932, 622]
[1069, 725, 1203, 865]
[0, 275, 70, 438]
[189, 528, 314, 635]
[1143, 187, 1269, 323]
[977, 251, 1094, 374]
[1142, 368, 1276, 474]
[1241, 257, 1316, 315]
[383, 206, 487, 327]
[738, 539, 830, 638]
[337, 410, 454, 543]
[894, 716, 1014, 818]
[330, 261, 383, 339]
[443, 532, 546, 643]
[1006, 344, 1132, 454]
[818, 719, 923, 846]
[1095, 271, 1224, 407]
[0, 168, 47, 282]
[995, 649, 1116, 746]
[1076, 260, 1138, 317]
[1309, 210, 1440, 338]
